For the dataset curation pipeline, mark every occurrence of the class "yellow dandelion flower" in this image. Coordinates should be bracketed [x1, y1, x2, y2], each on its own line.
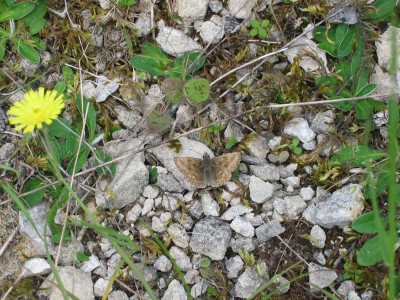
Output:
[8, 88, 65, 134]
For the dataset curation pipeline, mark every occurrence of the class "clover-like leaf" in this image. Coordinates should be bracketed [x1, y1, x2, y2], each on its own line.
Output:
[183, 78, 210, 103]
[146, 111, 173, 133]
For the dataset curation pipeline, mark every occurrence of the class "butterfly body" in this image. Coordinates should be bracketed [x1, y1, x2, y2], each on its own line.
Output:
[174, 152, 241, 188]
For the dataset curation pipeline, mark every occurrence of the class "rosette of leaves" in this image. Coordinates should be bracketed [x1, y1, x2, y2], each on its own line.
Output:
[0, 0, 48, 63]
[249, 19, 270, 39]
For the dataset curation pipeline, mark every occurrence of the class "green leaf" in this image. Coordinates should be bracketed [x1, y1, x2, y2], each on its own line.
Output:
[355, 84, 377, 97]
[331, 145, 386, 167]
[293, 147, 302, 155]
[146, 111, 173, 134]
[51, 230, 72, 244]
[357, 238, 381, 266]
[354, 99, 384, 120]
[169, 51, 206, 79]
[0, 2, 35, 22]
[76, 252, 90, 262]
[129, 42, 169, 76]
[350, 49, 362, 76]
[250, 19, 260, 28]
[48, 135, 62, 163]
[0, 37, 7, 61]
[92, 150, 116, 176]
[249, 28, 259, 37]
[364, 169, 389, 199]
[183, 78, 210, 103]
[161, 78, 185, 104]
[18, 39, 40, 63]
[14, 178, 46, 210]
[352, 211, 385, 234]
[357, 234, 386, 266]
[363, 0, 396, 21]
[317, 43, 337, 57]
[28, 17, 45, 35]
[337, 25, 355, 57]
[149, 166, 158, 184]
[20, 0, 48, 25]
[129, 55, 168, 76]
[54, 82, 67, 94]
[258, 28, 267, 38]
[76, 95, 96, 142]
[261, 19, 270, 27]
[62, 65, 75, 86]
[47, 117, 74, 139]
[67, 148, 90, 174]
[225, 136, 238, 150]
[30, 37, 45, 50]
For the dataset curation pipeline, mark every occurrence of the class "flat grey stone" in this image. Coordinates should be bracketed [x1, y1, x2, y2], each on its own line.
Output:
[201, 193, 220, 217]
[230, 235, 258, 253]
[234, 266, 262, 298]
[249, 176, 275, 204]
[226, 255, 244, 278]
[230, 216, 255, 238]
[167, 223, 190, 248]
[284, 36, 328, 72]
[313, 184, 364, 228]
[311, 110, 335, 134]
[221, 204, 252, 221]
[156, 20, 202, 57]
[19, 202, 54, 256]
[228, 0, 257, 19]
[300, 187, 315, 201]
[308, 262, 337, 293]
[249, 164, 280, 182]
[80, 255, 101, 273]
[162, 279, 187, 300]
[170, 246, 191, 271]
[245, 134, 269, 158]
[189, 217, 232, 260]
[109, 290, 129, 300]
[284, 195, 307, 219]
[284, 117, 316, 144]
[310, 225, 326, 249]
[175, 0, 208, 22]
[96, 138, 148, 209]
[190, 280, 208, 298]
[82, 76, 120, 103]
[143, 185, 160, 199]
[199, 16, 224, 44]
[255, 220, 285, 243]
[154, 255, 172, 272]
[39, 266, 94, 300]
[152, 216, 166, 233]
[23, 258, 51, 277]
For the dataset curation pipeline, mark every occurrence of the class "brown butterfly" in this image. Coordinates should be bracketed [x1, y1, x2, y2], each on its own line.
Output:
[174, 152, 241, 188]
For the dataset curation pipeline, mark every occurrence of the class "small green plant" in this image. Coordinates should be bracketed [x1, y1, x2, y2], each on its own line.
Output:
[199, 257, 212, 278]
[130, 42, 210, 105]
[129, 42, 205, 79]
[288, 137, 302, 155]
[239, 249, 255, 266]
[225, 136, 238, 150]
[149, 166, 158, 184]
[75, 252, 90, 263]
[0, 0, 48, 63]
[249, 19, 270, 39]
[110, 0, 135, 9]
[208, 123, 226, 135]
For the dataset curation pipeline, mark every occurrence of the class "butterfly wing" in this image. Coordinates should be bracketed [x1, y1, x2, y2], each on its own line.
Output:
[210, 152, 241, 187]
[174, 157, 206, 188]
